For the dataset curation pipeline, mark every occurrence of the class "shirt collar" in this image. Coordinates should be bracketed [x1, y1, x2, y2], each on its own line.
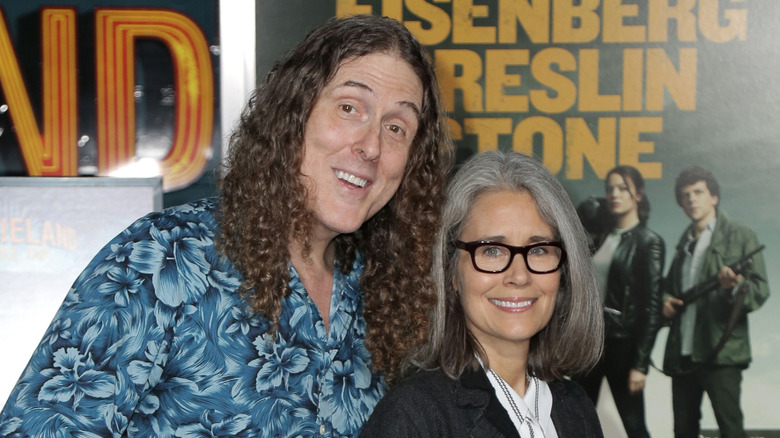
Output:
[686, 217, 717, 242]
[612, 223, 638, 236]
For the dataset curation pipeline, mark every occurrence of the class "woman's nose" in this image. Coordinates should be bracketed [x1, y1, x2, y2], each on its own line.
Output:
[503, 253, 532, 287]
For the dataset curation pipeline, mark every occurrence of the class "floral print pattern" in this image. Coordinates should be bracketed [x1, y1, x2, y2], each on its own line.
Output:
[0, 198, 385, 437]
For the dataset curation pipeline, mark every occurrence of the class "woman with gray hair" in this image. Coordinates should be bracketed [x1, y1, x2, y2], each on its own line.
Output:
[362, 150, 604, 437]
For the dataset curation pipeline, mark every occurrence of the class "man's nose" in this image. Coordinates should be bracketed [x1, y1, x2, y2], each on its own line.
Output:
[353, 122, 382, 161]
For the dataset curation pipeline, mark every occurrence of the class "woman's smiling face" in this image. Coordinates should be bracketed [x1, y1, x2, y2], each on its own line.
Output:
[456, 190, 561, 356]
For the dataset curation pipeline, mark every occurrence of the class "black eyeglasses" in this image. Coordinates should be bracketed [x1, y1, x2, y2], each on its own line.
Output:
[454, 240, 566, 274]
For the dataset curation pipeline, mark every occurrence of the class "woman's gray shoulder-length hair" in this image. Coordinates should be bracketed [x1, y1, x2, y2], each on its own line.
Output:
[413, 150, 604, 381]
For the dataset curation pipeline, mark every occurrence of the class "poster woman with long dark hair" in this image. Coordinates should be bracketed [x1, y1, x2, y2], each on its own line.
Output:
[577, 165, 665, 438]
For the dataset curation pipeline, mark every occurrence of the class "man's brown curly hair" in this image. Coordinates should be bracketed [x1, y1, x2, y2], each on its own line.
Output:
[218, 15, 453, 383]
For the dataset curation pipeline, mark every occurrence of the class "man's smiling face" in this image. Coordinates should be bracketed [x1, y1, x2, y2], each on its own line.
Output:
[299, 52, 423, 240]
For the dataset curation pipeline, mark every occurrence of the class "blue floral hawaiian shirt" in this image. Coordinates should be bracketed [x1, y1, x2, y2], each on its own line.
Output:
[0, 198, 385, 437]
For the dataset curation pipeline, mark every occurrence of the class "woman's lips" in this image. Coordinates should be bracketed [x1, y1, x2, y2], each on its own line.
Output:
[489, 297, 536, 311]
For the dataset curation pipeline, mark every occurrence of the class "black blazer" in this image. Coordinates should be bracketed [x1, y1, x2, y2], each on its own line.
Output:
[361, 369, 603, 437]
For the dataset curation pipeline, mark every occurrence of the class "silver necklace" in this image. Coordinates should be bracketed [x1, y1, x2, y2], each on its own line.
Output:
[489, 369, 542, 438]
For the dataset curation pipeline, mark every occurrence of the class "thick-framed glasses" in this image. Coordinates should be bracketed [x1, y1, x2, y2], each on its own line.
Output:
[454, 240, 566, 274]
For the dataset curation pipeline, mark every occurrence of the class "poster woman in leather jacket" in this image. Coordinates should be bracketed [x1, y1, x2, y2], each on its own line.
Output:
[577, 165, 665, 438]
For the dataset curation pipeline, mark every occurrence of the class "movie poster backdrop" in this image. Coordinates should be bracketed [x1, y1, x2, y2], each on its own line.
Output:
[260, 2, 778, 436]
[0, 1, 777, 436]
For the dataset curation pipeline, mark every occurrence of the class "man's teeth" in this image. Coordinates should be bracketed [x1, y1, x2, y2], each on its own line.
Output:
[336, 170, 368, 188]
[490, 298, 534, 308]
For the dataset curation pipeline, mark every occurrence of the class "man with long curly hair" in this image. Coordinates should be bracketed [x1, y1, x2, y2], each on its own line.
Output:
[0, 15, 452, 437]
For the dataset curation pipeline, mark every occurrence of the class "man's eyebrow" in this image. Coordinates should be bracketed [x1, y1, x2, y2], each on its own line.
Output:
[342, 80, 371, 93]
[340, 80, 421, 118]
[400, 100, 421, 118]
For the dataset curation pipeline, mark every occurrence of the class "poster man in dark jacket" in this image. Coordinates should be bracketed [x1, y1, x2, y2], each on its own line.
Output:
[662, 166, 769, 438]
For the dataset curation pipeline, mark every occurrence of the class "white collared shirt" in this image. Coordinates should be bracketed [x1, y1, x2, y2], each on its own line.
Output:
[680, 218, 717, 355]
[485, 370, 558, 438]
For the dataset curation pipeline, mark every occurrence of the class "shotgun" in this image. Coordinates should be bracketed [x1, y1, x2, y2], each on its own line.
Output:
[679, 245, 765, 305]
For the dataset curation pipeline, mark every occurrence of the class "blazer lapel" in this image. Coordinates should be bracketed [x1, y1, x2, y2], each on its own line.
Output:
[458, 368, 521, 438]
